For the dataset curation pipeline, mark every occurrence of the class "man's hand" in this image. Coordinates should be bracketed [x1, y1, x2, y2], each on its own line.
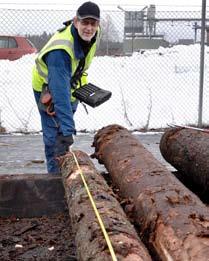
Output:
[55, 134, 74, 157]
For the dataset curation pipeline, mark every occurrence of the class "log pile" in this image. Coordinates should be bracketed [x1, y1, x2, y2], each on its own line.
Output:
[160, 127, 209, 200]
[60, 150, 151, 261]
[92, 124, 209, 260]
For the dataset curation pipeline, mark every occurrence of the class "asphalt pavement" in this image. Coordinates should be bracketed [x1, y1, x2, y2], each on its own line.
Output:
[0, 132, 174, 175]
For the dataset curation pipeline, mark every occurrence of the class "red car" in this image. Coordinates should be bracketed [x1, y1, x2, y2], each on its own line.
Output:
[0, 35, 37, 61]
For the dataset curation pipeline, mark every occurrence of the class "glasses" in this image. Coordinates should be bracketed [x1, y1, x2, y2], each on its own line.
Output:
[79, 19, 99, 27]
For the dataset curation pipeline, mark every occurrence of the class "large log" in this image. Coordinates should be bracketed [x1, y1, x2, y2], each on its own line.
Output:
[60, 150, 151, 261]
[92, 124, 209, 260]
[160, 127, 209, 200]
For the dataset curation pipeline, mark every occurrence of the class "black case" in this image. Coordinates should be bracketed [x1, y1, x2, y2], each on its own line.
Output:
[73, 83, 112, 108]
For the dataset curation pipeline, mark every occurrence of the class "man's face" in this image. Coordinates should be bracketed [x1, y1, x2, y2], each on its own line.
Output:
[74, 17, 99, 42]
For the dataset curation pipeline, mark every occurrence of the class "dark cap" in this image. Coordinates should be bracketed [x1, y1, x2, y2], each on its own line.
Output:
[76, 1, 100, 21]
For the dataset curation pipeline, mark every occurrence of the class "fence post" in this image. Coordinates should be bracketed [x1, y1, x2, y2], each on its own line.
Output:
[198, 0, 207, 127]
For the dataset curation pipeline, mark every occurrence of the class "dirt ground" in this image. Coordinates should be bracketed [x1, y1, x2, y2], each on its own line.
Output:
[0, 211, 77, 261]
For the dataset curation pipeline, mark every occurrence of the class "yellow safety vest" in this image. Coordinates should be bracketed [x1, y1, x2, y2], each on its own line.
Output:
[32, 24, 100, 102]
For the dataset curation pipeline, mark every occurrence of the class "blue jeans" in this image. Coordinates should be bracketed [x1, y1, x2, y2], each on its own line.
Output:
[33, 90, 78, 174]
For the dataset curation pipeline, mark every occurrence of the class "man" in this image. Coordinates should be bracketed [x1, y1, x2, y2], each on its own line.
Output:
[32, 1, 101, 174]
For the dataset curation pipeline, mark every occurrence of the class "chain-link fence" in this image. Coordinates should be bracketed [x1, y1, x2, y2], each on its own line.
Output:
[0, 6, 209, 133]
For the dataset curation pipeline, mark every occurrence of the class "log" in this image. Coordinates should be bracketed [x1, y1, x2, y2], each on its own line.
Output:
[60, 150, 151, 261]
[92, 124, 209, 261]
[160, 127, 209, 200]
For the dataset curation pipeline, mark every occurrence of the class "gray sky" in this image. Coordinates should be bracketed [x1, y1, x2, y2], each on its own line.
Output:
[0, 0, 203, 7]
[0, 1, 204, 13]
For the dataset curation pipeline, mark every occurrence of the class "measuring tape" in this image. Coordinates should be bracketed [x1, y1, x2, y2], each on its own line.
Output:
[70, 149, 118, 261]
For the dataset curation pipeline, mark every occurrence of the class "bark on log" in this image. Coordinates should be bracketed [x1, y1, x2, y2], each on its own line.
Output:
[92, 124, 209, 261]
[160, 127, 209, 200]
[60, 150, 151, 261]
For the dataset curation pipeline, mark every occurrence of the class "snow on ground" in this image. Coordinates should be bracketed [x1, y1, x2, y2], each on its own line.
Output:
[0, 44, 208, 133]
